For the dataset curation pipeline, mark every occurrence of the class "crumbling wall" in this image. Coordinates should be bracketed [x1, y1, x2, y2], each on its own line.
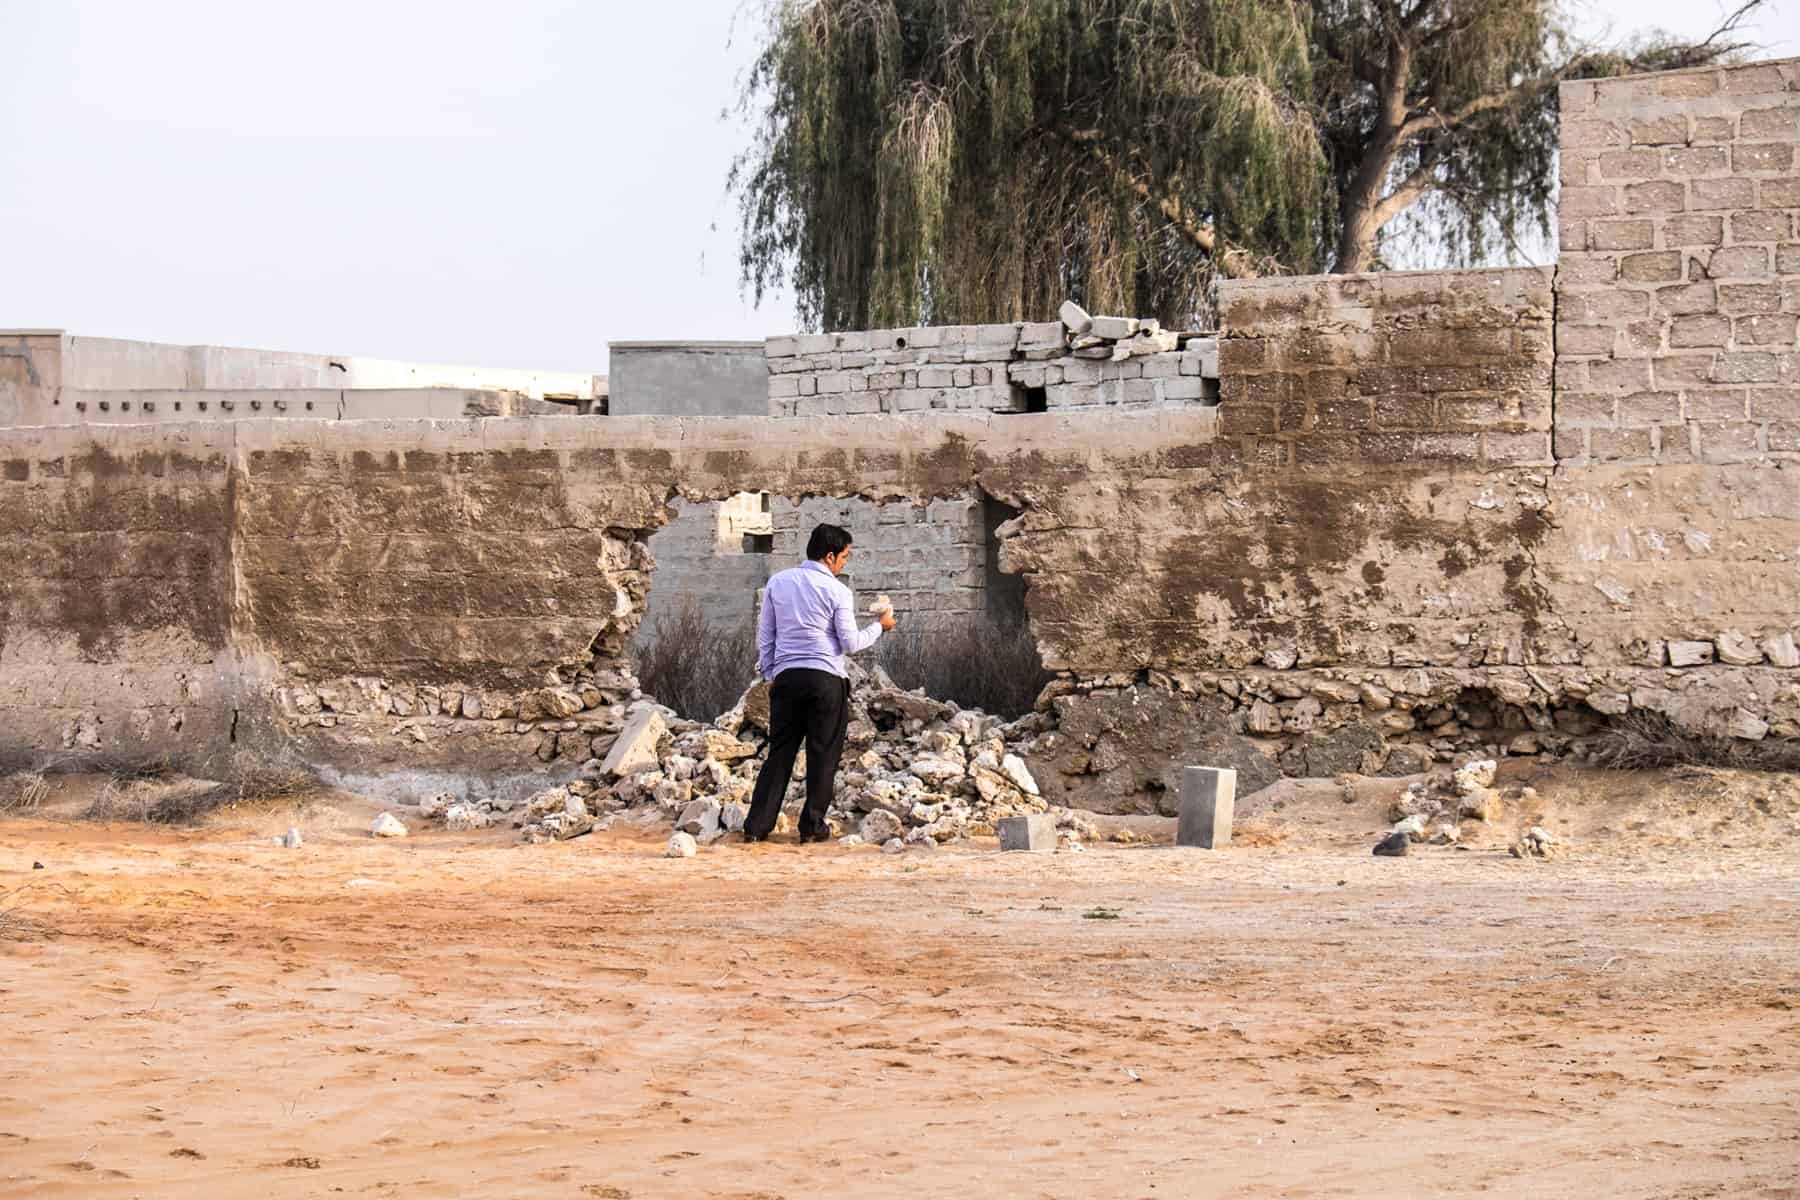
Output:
[1, 400, 1795, 805]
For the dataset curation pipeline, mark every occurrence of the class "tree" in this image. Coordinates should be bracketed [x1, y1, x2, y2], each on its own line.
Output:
[732, 0, 1759, 331]
[1314, 0, 1761, 273]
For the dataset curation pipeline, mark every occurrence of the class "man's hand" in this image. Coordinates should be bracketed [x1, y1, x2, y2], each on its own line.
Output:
[879, 611, 897, 632]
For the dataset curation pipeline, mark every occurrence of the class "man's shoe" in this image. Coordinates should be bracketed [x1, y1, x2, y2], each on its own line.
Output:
[798, 828, 833, 845]
[741, 832, 768, 844]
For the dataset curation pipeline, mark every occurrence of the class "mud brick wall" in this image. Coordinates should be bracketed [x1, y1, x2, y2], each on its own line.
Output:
[0, 425, 240, 769]
[1, 407, 1795, 794]
[1215, 267, 1555, 470]
[1556, 57, 1800, 463]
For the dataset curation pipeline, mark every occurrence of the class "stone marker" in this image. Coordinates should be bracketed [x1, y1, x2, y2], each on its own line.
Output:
[1176, 766, 1235, 848]
[998, 813, 1056, 852]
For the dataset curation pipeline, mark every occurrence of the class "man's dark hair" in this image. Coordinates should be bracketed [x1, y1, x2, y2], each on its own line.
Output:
[806, 523, 853, 561]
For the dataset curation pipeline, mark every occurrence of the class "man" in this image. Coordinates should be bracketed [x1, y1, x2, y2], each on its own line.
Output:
[743, 523, 896, 843]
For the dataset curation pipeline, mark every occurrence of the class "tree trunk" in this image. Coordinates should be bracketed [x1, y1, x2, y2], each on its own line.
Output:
[1331, 37, 1411, 274]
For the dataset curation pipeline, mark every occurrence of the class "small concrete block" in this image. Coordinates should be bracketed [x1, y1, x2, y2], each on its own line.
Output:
[1176, 766, 1236, 849]
[998, 813, 1057, 852]
[1090, 315, 1140, 340]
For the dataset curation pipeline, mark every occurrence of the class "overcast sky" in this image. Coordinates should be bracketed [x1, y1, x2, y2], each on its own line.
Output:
[1, 0, 1793, 372]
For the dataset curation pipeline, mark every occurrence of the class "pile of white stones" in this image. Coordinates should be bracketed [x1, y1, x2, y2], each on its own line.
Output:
[416, 660, 1099, 850]
[1385, 758, 1518, 845]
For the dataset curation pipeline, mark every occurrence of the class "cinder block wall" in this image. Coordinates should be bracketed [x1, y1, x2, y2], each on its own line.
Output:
[1555, 57, 1800, 462]
[764, 323, 1219, 416]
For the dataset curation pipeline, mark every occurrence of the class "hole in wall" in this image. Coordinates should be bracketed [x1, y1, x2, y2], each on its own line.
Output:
[894, 336, 908, 350]
[743, 532, 774, 554]
[1024, 386, 1048, 413]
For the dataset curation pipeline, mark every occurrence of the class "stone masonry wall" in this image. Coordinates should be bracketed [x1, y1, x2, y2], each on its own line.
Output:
[1556, 57, 1800, 463]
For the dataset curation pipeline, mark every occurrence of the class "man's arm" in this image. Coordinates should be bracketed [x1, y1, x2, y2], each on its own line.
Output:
[757, 585, 777, 679]
[830, 583, 884, 657]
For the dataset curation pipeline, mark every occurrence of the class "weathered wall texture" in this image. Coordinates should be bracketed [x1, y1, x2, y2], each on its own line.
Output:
[3, 55, 1796, 807]
[1555, 58, 1799, 464]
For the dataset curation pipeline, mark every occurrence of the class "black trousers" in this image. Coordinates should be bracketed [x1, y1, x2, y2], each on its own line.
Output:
[745, 668, 850, 839]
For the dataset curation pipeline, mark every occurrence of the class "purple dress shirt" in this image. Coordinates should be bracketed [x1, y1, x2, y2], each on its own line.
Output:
[757, 560, 883, 680]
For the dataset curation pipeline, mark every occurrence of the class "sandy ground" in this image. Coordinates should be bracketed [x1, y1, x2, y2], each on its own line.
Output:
[3, 766, 1799, 1199]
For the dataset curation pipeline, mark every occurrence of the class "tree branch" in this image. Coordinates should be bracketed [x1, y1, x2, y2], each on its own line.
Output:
[1370, 157, 1441, 228]
[1059, 128, 1262, 277]
[1396, 86, 1519, 143]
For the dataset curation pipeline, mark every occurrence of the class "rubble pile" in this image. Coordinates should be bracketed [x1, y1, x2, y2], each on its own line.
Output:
[417, 660, 1099, 849]
[1057, 300, 1218, 370]
[1385, 758, 1523, 844]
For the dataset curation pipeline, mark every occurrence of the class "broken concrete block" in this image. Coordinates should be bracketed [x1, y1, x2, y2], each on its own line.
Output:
[1176, 766, 1235, 849]
[602, 706, 667, 778]
[1668, 640, 1716, 667]
[665, 831, 698, 858]
[997, 813, 1056, 852]
[1089, 315, 1139, 340]
[1058, 300, 1093, 336]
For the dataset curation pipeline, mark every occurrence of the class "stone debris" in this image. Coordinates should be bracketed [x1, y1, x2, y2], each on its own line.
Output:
[1372, 831, 1410, 857]
[442, 803, 493, 832]
[370, 812, 408, 839]
[868, 594, 894, 617]
[279, 826, 303, 849]
[602, 706, 668, 778]
[417, 793, 454, 820]
[413, 659, 1089, 848]
[665, 830, 699, 858]
[1510, 826, 1566, 860]
[1384, 758, 1511, 836]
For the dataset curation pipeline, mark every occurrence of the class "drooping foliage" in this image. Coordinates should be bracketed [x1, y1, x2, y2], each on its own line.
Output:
[731, 0, 1328, 331]
[732, 0, 1759, 329]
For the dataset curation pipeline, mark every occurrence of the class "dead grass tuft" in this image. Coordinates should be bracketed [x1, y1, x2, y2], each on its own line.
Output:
[1589, 712, 1800, 774]
[634, 595, 759, 722]
[874, 615, 1051, 718]
[0, 772, 50, 812]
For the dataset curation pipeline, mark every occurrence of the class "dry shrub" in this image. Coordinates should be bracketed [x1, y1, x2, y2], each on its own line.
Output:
[875, 615, 1051, 718]
[83, 754, 319, 825]
[0, 772, 50, 812]
[1589, 712, 1800, 773]
[633, 595, 759, 722]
